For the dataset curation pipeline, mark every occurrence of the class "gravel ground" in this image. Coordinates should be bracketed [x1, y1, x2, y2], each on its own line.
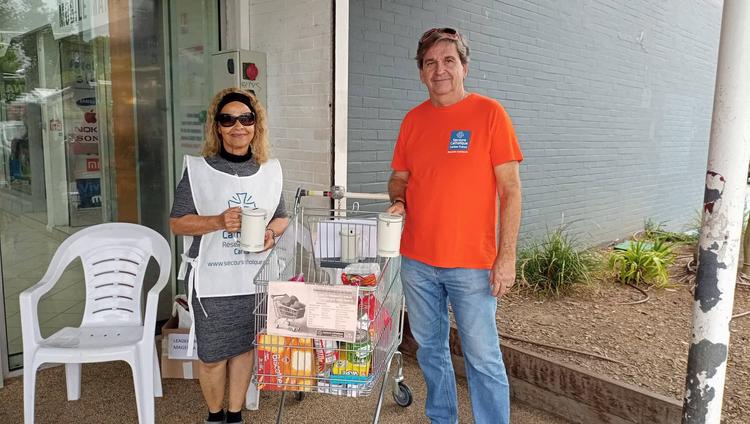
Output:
[498, 245, 750, 423]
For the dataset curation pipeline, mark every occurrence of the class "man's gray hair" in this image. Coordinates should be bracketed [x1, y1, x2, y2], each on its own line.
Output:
[415, 28, 470, 69]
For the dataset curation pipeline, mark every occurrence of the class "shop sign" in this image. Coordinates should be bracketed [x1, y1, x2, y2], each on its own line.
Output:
[58, 0, 83, 28]
[68, 111, 99, 152]
[71, 123, 98, 143]
[54, 0, 109, 40]
[86, 157, 100, 172]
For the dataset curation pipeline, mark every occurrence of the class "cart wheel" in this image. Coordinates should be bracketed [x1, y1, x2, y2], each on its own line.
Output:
[392, 382, 412, 407]
[295, 391, 306, 402]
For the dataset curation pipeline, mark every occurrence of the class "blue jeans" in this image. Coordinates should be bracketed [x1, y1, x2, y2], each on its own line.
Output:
[401, 256, 510, 424]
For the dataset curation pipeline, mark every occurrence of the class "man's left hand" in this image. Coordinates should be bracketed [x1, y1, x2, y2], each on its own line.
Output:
[490, 257, 516, 297]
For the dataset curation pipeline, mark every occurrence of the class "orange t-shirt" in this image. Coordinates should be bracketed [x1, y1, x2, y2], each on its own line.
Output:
[391, 93, 523, 269]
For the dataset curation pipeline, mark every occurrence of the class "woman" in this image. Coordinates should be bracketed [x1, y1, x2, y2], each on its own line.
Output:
[170, 87, 289, 424]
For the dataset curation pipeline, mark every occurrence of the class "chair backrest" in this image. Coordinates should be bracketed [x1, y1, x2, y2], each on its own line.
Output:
[58, 223, 171, 327]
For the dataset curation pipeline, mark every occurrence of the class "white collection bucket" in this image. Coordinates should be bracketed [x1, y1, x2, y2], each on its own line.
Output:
[340, 228, 359, 262]
[240, 208, 267, 252]
[377, 213, 403, 257]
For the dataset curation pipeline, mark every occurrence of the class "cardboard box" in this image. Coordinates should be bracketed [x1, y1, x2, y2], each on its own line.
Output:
[160, 316, 200, 379]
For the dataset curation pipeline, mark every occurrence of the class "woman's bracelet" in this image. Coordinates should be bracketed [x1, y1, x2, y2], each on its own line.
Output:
[265, 228, 278, 239]
[391, 199, 406, 208]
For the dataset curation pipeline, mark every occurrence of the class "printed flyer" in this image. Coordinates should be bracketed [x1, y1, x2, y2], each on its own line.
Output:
[266, 280, 359, 343]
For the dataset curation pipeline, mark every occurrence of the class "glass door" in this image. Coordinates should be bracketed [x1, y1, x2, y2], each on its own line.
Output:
[167, 0, 219, 294]
[168, 0, 219, 171]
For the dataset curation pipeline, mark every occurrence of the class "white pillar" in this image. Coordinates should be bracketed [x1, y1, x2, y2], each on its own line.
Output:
[333, 0, 350, 202]
[682, 1, 750, 423]
[221, 0, 250, 51]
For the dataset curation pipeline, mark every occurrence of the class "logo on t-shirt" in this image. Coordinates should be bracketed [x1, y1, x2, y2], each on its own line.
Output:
[448, 130, 471, 153]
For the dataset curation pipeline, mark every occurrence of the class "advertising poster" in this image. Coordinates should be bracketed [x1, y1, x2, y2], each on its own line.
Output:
[60, 38, 101, 209]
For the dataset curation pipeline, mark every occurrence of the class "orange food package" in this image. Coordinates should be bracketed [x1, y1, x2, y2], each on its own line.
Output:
[256, 333, 291, 390]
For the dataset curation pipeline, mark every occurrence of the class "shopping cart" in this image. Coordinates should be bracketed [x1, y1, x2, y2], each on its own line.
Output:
[251, 187, 412, 424]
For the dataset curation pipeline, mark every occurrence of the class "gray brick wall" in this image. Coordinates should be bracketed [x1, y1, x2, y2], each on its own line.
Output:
[250, 0, 332, 205]
[348, 0, 722, 244]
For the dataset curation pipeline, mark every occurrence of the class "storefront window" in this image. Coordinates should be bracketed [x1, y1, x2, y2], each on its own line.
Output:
[0, 0, 177, 371]
[1, 1, 112, 228]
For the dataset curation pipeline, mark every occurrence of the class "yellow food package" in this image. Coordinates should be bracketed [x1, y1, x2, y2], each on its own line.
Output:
[289, 337, 315, 391]
[331, 359, 370, 384]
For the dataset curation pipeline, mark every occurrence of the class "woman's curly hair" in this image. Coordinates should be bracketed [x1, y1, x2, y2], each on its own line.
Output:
[202, 87, 270, 163]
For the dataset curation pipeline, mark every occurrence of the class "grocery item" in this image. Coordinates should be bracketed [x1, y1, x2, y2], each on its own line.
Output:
[341, 262, 380, 287]
[359, 293, 393, 347]
[256, 334, 315, 391]
[344, 329, 372, 366]
[330, 359, 370, 385]
[256, 333, 291, 390]
[313, 339, 338, 373]
[289, 337, 314, 391]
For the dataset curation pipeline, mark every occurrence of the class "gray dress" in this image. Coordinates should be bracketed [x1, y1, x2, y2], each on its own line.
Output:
[170, 154, 287, 362]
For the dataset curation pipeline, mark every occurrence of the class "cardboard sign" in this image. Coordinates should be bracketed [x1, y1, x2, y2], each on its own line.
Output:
[167, 332, 198, 360]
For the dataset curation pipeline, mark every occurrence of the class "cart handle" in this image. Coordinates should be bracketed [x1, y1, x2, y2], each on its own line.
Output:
[296, 186, 390, 202]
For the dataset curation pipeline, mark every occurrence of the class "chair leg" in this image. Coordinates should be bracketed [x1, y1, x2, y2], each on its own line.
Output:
[23, 359, 39, 424]
[133, 349, 156, 424]
[65, 363, 82, 401]
[129, 359, 148, 424]
[140, 351, 156, 424]
[153, 344, 163, 398]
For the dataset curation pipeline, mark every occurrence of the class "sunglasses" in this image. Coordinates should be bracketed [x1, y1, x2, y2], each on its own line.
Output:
[419, 27, 459, 44]
[216, 112, 256, 127]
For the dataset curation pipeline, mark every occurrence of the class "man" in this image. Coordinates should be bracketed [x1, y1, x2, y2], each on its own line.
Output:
[387, 27, 523, 424]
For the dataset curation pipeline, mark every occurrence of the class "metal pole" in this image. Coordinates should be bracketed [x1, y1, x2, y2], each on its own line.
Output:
[682, 1, 750, 423]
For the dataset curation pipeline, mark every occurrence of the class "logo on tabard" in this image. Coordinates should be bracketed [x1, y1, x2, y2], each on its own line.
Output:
[228, 192, 257, 209]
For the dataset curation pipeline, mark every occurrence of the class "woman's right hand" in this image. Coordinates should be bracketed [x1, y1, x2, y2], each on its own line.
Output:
[220, 206, 243, 232]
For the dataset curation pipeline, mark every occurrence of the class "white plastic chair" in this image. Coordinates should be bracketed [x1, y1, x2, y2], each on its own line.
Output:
[19, 223, 171, 424]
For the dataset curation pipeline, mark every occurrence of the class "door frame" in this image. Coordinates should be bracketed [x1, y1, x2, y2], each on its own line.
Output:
[0, 245, 8, 385]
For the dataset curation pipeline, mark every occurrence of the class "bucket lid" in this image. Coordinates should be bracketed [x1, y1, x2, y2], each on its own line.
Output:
[242, 208, 265, 216]
[378, 212, 403, 223]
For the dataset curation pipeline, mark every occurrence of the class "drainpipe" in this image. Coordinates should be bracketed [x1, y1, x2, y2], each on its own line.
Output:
[682, 1, 750, 423]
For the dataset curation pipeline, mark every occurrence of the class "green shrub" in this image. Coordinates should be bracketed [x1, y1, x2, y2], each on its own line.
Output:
[609, 239, 675, 288]
[517, 227, 599, 297]
[642, 219, 698, 245]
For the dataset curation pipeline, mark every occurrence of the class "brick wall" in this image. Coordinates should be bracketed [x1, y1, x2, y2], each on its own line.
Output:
[348, 0, 723, 244]
[249, 0, 333, 204]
